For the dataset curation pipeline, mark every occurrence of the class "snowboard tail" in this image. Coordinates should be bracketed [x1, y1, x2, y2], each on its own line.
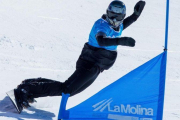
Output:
[6, 89, 22, 114]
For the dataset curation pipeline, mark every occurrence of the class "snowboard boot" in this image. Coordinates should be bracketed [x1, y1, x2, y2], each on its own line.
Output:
[14, 84, 36, 113]
[18, 80, 37, 103]
[14, 89, 25, 113]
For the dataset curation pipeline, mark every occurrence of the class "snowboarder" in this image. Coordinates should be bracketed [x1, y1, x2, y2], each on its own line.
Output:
[11, 0, 146, 113]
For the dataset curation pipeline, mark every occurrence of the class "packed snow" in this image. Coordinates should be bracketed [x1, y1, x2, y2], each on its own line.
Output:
[0, 0, 180, 119]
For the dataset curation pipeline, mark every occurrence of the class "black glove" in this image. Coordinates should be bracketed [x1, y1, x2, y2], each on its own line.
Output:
[117, 37, 136, 47]
[134, 1, 146, 16]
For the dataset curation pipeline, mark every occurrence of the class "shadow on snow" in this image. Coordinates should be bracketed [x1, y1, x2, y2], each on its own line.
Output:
[0, 96, 55, 120]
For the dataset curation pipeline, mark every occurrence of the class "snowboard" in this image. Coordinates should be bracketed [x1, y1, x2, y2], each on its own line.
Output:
[6, 89, 22, 114]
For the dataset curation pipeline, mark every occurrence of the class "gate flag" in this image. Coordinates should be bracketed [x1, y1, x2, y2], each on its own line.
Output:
[58, 51, 167, 120]
[59, 0, 169, 119]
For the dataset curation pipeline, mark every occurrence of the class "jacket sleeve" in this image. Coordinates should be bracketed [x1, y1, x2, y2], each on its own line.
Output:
[96, 32, 135, 47]
[96, 32, 119, 46]
[123, 13, 139, 30]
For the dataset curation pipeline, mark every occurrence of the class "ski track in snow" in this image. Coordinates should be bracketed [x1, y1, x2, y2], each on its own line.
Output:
[0, 0, 180, 120]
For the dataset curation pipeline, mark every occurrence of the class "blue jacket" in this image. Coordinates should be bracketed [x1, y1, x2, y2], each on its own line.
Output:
[88, 18, 123, 51]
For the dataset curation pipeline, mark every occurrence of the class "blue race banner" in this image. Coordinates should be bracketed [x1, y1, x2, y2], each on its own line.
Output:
[58, 51, 167, 120]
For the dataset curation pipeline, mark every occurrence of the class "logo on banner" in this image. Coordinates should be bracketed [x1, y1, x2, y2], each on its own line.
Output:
[92, 98, 154, 116]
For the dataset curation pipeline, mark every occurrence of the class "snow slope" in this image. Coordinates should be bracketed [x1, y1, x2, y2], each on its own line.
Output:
[0, 0, 180, 119]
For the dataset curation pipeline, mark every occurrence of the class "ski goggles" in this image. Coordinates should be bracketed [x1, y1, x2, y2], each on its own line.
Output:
[107, 11, 125, 21]
[108, 18, 123, 28]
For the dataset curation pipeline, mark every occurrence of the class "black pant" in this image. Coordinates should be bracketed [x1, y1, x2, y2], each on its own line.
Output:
[22, 64, 100, 98]
[19, 43, 117, 98]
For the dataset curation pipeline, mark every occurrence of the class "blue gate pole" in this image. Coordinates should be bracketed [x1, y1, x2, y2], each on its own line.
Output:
[58, 93, 70, 120]
[164, 0, 170, 50]
[160, 0, 169, 119]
